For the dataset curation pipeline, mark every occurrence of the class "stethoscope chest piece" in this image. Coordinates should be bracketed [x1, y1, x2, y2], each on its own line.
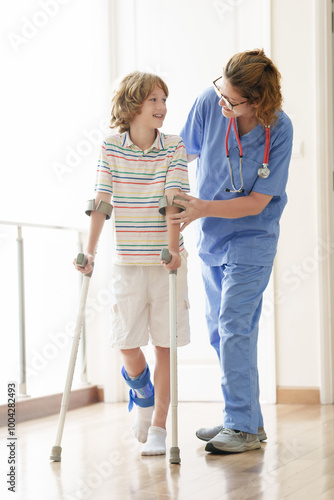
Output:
[258, 165, 270, 179]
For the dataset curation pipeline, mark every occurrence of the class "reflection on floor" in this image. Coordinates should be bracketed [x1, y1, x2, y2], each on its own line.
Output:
[1, 401, 334, 500]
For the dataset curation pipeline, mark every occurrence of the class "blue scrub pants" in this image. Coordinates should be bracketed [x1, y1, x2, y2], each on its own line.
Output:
[201, 263, 273, 435]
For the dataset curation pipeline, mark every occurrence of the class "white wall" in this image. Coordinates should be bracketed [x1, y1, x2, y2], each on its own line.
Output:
[271, 0, 321, 388]
[0, 1, 111, 401]
[1, 1, 111, 228]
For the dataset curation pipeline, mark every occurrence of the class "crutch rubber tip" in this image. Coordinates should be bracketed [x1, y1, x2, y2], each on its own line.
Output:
[50, 446, 62, 462]
[169, 447, 181, 464]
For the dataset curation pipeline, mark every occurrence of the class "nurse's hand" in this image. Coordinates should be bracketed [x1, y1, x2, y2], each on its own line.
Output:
[169, 192, 207, 231]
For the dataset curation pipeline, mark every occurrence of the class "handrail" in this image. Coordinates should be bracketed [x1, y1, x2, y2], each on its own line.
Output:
[0, 220, 86, 232]
[1, 220, 88, 398]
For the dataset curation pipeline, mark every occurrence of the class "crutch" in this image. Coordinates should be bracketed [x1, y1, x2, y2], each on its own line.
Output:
[50, 253, 93, 462]
[161, 248, 181, 465]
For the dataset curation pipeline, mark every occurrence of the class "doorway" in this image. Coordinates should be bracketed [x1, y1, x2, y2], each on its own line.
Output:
[315, 0, 334, 404]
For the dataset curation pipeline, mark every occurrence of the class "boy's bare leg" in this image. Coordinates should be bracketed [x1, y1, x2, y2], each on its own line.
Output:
[120, 347, 146, 377]
[141, 346, 170, 455]
[152, 346, 170, 429]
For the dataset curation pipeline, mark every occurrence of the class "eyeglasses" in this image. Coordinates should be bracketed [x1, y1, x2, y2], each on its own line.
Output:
[213, 77, 248, 110]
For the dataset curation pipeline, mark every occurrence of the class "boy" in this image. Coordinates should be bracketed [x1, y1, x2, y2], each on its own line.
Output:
[74, 71, 190, 456]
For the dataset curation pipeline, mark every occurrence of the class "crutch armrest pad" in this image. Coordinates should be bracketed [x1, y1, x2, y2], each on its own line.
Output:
[96, 200, 113, 220]
[85, 199, 113, 220]
[158, 194, 186, 215]
[85, 199, 95, 217]
[158, 195, 168, 215]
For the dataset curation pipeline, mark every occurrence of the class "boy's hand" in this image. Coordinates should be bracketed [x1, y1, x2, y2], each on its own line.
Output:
[73, 253, 94, 274]
[162, 250, 181, 271]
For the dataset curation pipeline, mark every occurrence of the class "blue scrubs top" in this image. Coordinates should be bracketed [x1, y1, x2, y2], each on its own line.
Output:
[180, 87, 293, 267]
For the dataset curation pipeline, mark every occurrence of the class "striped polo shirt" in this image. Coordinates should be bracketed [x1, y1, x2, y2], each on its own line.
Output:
[95, 130, 190, 265]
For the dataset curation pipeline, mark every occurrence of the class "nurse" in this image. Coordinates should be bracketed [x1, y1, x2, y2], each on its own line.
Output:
[171, 49, 293, 453]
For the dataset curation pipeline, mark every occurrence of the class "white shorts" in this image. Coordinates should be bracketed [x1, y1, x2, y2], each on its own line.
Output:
[109, 255, 190, 349]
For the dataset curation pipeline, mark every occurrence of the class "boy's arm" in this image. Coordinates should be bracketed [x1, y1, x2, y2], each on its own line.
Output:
[164, 188, 182, 271]
[187, 153, 199, 163]
[74, 191, 112, 274]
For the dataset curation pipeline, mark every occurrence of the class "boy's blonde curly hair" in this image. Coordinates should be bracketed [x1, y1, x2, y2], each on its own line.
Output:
[110, 71, 169, 133]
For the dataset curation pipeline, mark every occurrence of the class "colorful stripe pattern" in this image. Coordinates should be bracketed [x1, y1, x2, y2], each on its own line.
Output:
[95, 130, 190, 265]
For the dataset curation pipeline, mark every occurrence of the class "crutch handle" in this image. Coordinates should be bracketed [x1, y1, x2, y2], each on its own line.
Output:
[161, 248, 172, 264]
[76, 253, 88, 267]
[76, 253, 94, 278]
[161, 249, 177, 275]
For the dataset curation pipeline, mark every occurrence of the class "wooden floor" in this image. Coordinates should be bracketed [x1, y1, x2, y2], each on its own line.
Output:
[1, 401, 334, 500]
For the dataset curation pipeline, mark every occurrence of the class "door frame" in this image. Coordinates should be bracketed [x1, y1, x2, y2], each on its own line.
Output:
[315, 0, 334, 404]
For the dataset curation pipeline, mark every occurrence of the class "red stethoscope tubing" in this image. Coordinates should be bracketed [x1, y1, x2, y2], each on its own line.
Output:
[263, 125, 270, 165]
[225, 117, 270, 165]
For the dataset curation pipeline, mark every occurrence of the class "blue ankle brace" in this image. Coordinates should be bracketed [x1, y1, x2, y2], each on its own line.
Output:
[121, 365, 154, 412]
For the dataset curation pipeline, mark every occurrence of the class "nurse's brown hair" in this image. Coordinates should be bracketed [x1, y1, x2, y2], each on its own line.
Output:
[224, 49, 283, 127]
[110, 71, 169, 133]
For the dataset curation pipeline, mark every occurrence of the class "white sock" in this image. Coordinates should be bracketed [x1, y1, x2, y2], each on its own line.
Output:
[140, 426, 167, 456]
[132, 405, 154, 443]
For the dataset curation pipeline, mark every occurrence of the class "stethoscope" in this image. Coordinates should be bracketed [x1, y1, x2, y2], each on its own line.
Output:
[225, 117, 271, 193]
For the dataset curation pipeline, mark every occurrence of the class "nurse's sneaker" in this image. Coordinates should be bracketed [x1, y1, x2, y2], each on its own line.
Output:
[205, 428, 261, 453]
[196, 425, 267, 442]
[196, 425, 223, 441]
[257, 427, 267, 441]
